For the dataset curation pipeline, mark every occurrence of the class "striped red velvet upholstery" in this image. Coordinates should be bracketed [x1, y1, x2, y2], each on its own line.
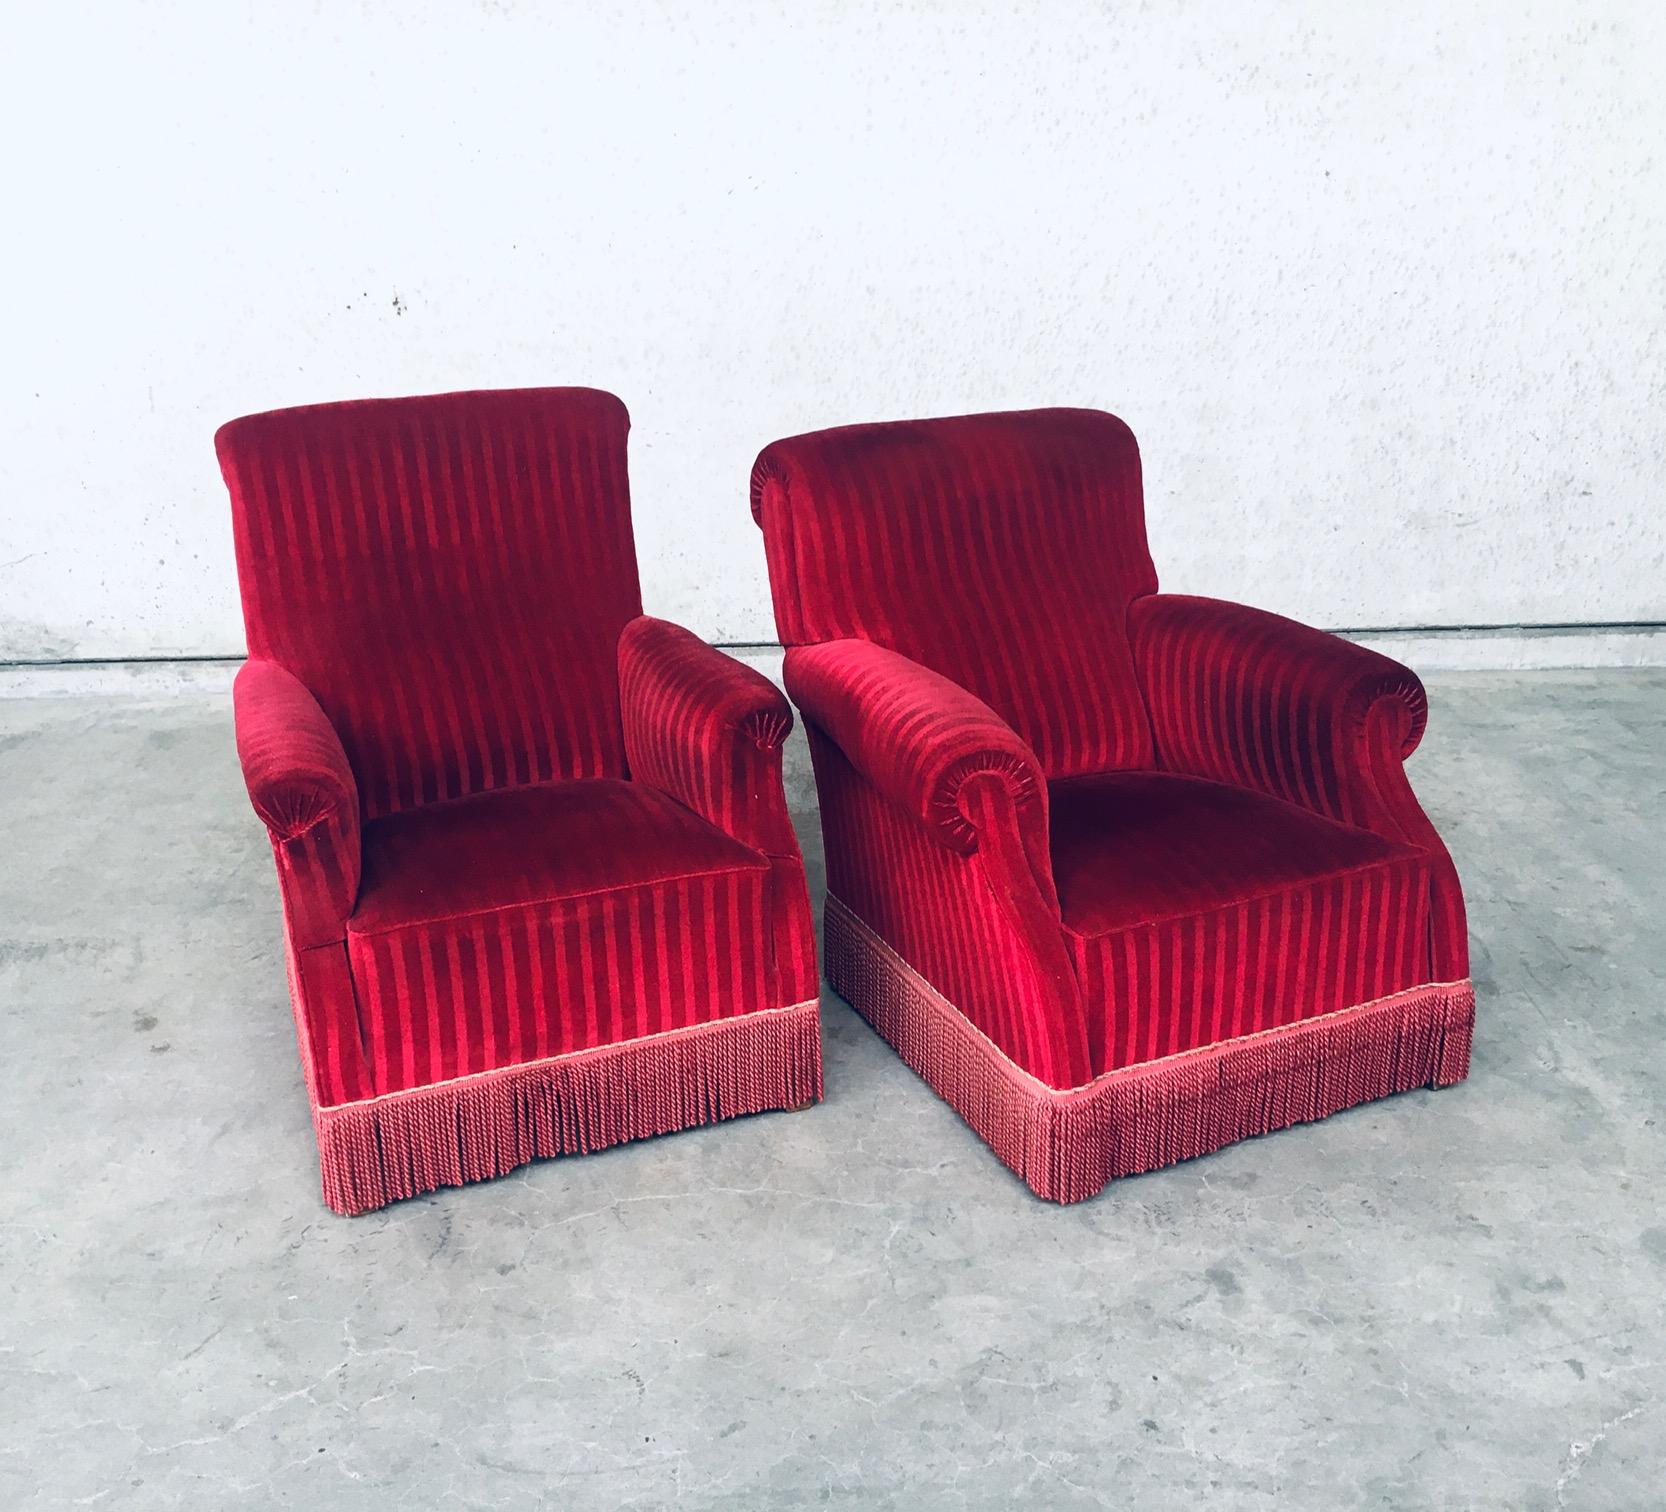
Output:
[233, 658, 361, 953]
[1050, 773, 1436, 1072]
[221, 388, 820, 1212]
[618, 616, 820, 1009]
[1126, 593, 1469, 980]
[346, 780, 776, 1095]
[809, 728, 1091, 1090]
[753, 408, 1156, 777]
[759, 407, 1473, 1199]
[221, 388, 641, 821]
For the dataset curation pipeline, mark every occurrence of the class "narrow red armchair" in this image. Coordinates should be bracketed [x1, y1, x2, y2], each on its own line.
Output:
[219, 388, 820, 1213]
[753, 408, 1472, 1202]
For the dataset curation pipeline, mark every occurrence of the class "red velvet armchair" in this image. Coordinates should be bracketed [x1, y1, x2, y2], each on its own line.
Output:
[219, 388, 820, 1214]
[753, 408, 1473, 1202]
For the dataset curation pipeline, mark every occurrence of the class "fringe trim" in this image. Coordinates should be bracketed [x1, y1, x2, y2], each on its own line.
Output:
[307, 1001, 823, 1216]
[824, 894, 1474, 1204]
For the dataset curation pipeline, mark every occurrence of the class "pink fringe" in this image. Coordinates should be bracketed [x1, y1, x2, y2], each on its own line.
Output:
[824, 895, 1475, 1204]
[300, 1001, 822, 1215]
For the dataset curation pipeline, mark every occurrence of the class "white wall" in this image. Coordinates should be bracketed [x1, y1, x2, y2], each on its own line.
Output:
[3, 0, 1662, 662]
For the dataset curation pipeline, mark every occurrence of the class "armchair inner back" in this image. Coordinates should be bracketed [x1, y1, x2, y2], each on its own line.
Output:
[220, 387, 643, 819]
[752, 407, 1158, 778]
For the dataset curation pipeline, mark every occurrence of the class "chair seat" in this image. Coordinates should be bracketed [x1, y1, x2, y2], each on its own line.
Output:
[351, 778, 768, 937]
[1048, 772, 1421, 937]
[344, 780, 776, 1094]
[1047, 772, 1436, 1071]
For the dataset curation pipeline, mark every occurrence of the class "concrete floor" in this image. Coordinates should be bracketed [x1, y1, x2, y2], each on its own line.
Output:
[2, 673, 1663, 1510]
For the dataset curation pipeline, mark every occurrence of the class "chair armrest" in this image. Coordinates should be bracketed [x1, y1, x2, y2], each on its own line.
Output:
[233, 659, 361, 945]
[1130, 593, 1470, 977]
[617, 616, 797, 856]
[788, 639, 1081, 1077]
[1128, 594, 1430, 835]
[784, 639, 1056, 896]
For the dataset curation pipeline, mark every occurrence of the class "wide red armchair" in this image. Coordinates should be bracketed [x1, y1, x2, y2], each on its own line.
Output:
[753, 408, 1473, 1202]
[219, 388, 820, 1214]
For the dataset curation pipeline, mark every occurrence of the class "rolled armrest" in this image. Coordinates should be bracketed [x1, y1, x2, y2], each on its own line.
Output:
[235, 660, 358, 838]
[784, 639, 1050, 861]
[788, 639, 1079, 1072]
[1130, 593, 1468, 977]
[619, 617, 819, 1004]
[1128, 594, 1428, 833]
[233, 659, 361, 945]
[618, 616, 797, 855]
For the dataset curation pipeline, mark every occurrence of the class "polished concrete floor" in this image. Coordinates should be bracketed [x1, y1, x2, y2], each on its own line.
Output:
[2, 673, 1663, 1510]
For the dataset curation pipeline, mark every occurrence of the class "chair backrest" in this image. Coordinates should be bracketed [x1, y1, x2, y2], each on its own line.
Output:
[752, 407, 1157, 777]
[219, 387, 642, 819]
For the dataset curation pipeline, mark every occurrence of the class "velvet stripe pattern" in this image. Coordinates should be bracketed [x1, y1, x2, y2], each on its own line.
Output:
[290, 941, 373, 1109]
[753, 408, 1157, 778]
[234, 660, 361, 949]
[807, 729, 1092, 1090]
[1070, 853, 1435, 1072]
[224, 388, 823, 1212]
[785, 638, 1054, 868]
[757, 406, 1473, 1193]
[1128, 592, 1469, 979]
[219, 388, 642, 821]
[619, 617, 820, 1007]
[347, 868, 775, 1096]
[1128, 593, 1429, 832]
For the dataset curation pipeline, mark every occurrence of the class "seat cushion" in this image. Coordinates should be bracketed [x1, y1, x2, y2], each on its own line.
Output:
[345, 779, 775, 1095]
[1049, 772, 1419, 936]
[351, 778, 767, 935]
[1049, 773, 1437, 1072]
